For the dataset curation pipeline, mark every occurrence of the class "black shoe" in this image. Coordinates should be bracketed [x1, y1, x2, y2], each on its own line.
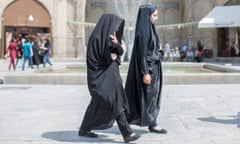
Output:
[78, 130, 98, 138]
[149, 126, 167, 134]
[124, 133, 140, 143]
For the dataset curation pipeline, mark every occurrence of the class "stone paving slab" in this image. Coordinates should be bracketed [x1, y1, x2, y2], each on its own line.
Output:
[0, 84, 240, 144]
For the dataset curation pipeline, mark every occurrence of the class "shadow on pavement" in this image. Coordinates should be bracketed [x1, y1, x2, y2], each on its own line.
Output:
[41, 130, 123, 143]
[198, 112, 240, 128]
[41, 125, 147, 143]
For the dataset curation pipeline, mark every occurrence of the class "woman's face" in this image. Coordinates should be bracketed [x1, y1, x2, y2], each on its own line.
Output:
[150, 9, 158, 24]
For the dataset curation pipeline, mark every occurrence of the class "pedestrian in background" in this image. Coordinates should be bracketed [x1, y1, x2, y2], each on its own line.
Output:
[40, 38, 52, 68]
[195, 40, 204, 62]
[16, 36, 23, 68]
[21, 39, 33, 71]
[164, 42, 171, 61]
[7, 39, 17, 71]
[31, 35, 41, 68]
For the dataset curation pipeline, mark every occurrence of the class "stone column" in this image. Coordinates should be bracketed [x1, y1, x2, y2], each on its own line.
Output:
[52, 0, 59, 57]
[186, 0, 194, 49]
[76, 0, 86, 60]
[211, 0, 218, 58]
[52, 0, 67, 57]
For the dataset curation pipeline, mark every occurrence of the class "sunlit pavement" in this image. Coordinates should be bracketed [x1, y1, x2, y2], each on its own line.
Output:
[0, 84, 240, 144]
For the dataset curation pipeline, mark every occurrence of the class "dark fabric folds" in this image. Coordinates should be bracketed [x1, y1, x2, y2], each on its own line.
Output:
[81, 14, 129, 130]
[125, 4, 163, 126]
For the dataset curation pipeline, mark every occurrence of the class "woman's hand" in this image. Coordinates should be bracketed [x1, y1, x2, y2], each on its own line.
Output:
[143, 74, 151, 85]
[109, 32, 118, 45]
[111, 53, 117, 61]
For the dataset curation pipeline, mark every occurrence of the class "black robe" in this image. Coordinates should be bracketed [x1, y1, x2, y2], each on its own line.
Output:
[32, 40, 43, 65]
[80, 14, 129, 130]
[125, 4, 163, 126]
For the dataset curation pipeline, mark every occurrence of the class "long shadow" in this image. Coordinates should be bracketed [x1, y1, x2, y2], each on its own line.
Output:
[41, 126, 146, 143]
[198, 112, 240, 128]
[41, 130, 122, 143]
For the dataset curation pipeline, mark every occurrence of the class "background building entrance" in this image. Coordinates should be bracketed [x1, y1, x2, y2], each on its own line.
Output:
[1, 0, 51, 58]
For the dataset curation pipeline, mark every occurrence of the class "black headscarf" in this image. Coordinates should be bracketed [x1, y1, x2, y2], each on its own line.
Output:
[133, 4, 160, 74]
[87, 14, 124, 71]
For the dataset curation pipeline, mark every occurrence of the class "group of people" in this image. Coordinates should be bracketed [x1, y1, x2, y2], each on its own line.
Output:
[5, 34, 52, 71]
[163, 40, 205, 62]
[79, 4, 166, 143]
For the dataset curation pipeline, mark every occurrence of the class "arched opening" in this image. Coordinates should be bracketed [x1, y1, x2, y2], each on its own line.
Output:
[1, 0, 52, 58]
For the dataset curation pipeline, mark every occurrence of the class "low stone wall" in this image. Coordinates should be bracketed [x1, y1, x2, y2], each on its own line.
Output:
[203, 63, 240, 73]
[4, 73, 240, 85]
[3, 63, 240, 85]
[163, 73, 240, 84]
[4, 73, 87, 85]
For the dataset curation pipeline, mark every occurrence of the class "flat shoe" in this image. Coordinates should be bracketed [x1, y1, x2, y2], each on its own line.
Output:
[124, 133, 140, 143]
[78, 130, 98, 138]
[149, 127, 167, 134]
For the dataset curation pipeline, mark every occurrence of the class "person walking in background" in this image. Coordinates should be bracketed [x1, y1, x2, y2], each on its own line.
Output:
[180, 43, 188, 61]
[231, 41, 236, 56]
[21, 39, 33, 71]
[164, 42, 171, 62]
[195, 40, 204, 62]
[7, 39, 17, 71]
[230, 41, 239, 57]
[78, 14, 140, 143]
[15, 36, 23, 67]
[40, 38, 52, 68]
[31, 35, 41, 68]
[125, 4, 167, 134]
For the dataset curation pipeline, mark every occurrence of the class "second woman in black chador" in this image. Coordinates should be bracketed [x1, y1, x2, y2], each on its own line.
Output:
[125, 4, 167, 134]
[78, 14, 140, 143]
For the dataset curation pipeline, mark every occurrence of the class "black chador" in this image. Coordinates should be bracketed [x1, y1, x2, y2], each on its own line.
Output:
[125, 4, 165, 132]
[79, 14, 140, 143]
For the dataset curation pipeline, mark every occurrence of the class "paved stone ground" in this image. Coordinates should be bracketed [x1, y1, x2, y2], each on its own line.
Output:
[0, 84, 240, 144]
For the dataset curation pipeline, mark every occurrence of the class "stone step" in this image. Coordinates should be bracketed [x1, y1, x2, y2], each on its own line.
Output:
[4, 73, 240, 85]
[3, 63, 240, 85]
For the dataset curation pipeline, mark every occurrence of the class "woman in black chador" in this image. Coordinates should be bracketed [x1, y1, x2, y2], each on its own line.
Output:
[125, 4, 167, 134]
[79, 14, 140, 143]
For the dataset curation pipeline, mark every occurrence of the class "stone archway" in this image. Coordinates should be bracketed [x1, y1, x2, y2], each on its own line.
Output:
[1, 0, 51, 58]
